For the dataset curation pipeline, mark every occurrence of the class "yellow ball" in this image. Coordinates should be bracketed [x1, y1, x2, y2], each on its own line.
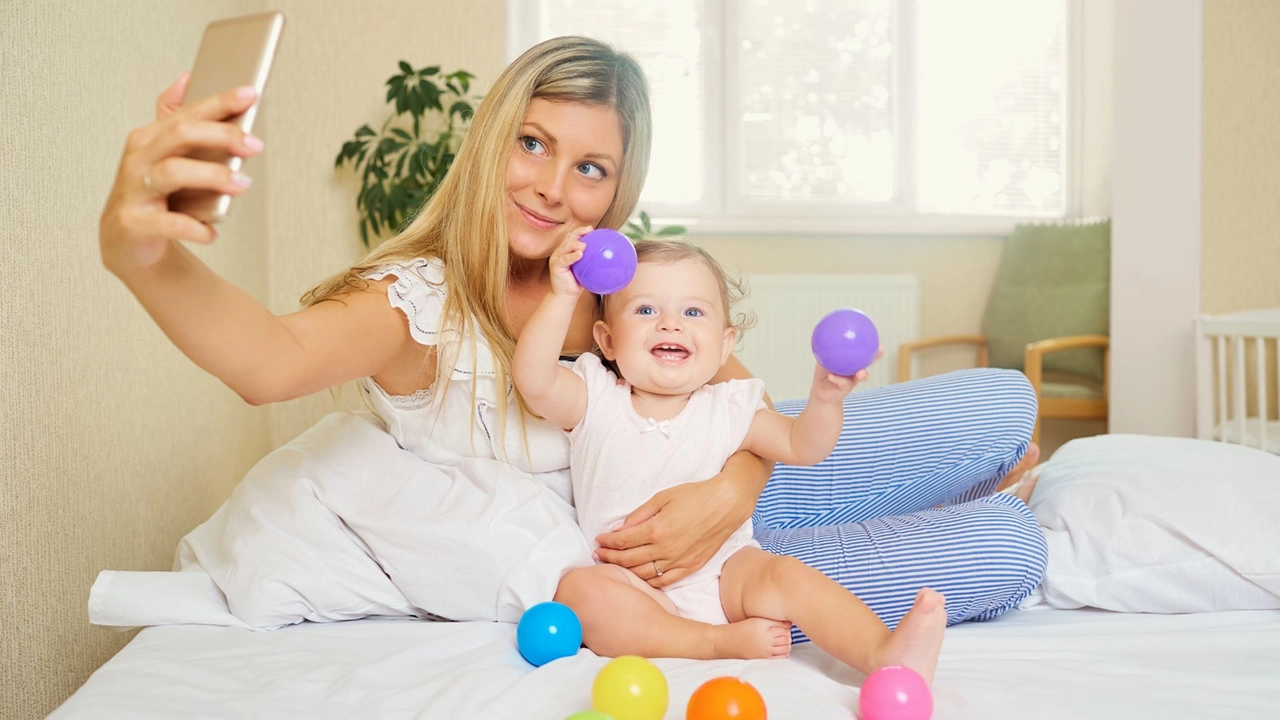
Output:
[591, 655, 668, 720]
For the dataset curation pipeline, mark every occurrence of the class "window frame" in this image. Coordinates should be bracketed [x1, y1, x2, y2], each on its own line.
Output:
[507, 0, 1083, 236]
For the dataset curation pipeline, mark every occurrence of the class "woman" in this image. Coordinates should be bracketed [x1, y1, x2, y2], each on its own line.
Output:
[99, 36, 1044, 639]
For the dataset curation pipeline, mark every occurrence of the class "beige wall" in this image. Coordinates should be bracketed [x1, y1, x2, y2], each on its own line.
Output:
[1203, 0, 1280, 422]
[1203, 0, 1280, 316]
[0, 1, 505, 717]
[1, 2, 269, 717]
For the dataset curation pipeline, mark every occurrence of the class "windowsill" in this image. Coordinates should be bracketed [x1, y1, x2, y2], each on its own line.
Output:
[641, 215, 1064, 238]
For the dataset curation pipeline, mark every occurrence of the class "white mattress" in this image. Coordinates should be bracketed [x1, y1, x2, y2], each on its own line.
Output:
[52, 606, 1280, 719]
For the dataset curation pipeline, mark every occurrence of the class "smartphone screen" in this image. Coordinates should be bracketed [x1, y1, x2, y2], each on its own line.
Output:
[168, 12, 284, 224]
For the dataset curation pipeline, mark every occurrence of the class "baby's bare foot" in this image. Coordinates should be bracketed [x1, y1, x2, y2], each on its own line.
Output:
[996, 442, 1040, 492]
[877, 588, 947, 684]
[712, 617, 793, 659]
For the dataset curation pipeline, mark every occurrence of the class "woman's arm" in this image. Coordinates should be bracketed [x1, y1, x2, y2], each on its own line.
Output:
[101, 76, 411, 404]
[593, 352, 774, 588]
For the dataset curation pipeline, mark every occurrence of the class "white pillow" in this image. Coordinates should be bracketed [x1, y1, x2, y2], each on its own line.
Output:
[1030, 434, 1280, 613]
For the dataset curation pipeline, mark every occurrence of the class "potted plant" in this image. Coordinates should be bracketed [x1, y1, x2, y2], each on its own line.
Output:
[335, 61, 479, 247]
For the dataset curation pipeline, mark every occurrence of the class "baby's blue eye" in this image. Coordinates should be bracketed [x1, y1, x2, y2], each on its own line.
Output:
[636, 305, 655, 316]
[684, 308, 704, 318]
[520, 136, 545, 154]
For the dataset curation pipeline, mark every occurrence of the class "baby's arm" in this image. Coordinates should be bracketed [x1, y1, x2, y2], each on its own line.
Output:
[511, 229, 593, 430]
[741, 365, 859, 465]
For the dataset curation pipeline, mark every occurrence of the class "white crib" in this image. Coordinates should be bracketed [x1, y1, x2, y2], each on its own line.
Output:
[1196, 308, 1280, 454]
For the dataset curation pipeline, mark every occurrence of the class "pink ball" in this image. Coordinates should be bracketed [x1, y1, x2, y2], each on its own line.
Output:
[858, 666, 933, 720]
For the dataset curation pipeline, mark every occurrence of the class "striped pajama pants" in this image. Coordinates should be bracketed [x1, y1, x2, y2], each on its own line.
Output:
[756, 368, 1048, 639]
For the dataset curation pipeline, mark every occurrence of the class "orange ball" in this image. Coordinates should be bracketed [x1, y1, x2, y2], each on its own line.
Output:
[686, 677, 767, 720]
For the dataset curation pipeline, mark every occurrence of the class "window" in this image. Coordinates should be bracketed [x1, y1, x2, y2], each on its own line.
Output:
[508, 0, 1074, 234]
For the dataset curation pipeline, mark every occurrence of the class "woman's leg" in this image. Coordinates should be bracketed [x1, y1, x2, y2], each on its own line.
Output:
[756, 368, 1037, 530]
[755, 493, 1048, 637]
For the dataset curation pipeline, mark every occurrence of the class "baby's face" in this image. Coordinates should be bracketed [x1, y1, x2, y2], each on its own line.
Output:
[594, 258, 736, 396]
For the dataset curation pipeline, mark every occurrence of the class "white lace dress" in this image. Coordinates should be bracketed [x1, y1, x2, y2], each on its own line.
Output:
[352, 257, 594, 620]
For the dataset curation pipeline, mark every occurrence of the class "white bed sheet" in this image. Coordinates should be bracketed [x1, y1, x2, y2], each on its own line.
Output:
[53, 606, 1280, 719]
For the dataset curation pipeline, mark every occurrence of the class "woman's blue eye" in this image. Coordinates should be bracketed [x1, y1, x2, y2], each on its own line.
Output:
[684, 308, 704, 318]
[578, 162, 606, 179]
[520, 136, 545, 154]
[636, 305, 655, 316]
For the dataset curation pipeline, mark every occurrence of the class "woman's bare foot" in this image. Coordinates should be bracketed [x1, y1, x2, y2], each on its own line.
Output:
[876, 588, 947, 684]
[1003, 466, 1040, 504]
[995, 442, 1040, 492]
[711, 617, 793, 659]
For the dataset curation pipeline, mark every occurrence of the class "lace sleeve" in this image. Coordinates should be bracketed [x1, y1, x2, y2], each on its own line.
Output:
[363, 257, 447, 347]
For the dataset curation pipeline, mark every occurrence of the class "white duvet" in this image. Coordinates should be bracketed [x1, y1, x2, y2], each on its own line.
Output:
[167, 412, 593, 628]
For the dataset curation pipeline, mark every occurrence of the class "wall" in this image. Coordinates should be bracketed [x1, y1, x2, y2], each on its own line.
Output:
[1202, 0, 1280, 316]
[1203, 0, 1280, 422]
[1109, 0, 1203, 437]
[0, 2, 506, 717]
[0, 2, 269, 717]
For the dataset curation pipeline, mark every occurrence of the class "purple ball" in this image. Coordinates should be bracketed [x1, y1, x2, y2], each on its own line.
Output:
[858, 665, 933, 720]
[811, 308, 879, 376]
[571, 229, 637, 295]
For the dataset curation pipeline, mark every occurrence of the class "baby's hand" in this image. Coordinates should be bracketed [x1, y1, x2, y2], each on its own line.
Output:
[810, 345, 883, 403]
[548, 227, 592, 298]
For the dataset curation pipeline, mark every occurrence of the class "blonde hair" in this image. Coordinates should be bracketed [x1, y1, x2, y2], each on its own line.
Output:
[602, 238, 755, 338]
[301, 37, 652, 424]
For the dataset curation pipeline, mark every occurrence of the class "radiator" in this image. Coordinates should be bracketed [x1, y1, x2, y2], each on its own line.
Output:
[734, 274, 921, 401]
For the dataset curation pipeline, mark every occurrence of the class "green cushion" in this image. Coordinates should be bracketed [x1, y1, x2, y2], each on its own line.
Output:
[1042, 380, 1105, 400]
[981, 220, 1110, 383]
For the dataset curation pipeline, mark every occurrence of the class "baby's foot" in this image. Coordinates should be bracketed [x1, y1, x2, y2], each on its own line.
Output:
[995, 442, 1040, 492]
[877, 588, 947, 684]
[711, 617, 793, 659]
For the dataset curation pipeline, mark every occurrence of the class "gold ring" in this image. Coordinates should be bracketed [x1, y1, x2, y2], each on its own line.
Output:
[652, 560, 663, 578]
[142, 170, 161, 197]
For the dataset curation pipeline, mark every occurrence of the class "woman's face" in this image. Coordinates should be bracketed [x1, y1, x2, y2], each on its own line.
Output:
[505, 98, 624, 262]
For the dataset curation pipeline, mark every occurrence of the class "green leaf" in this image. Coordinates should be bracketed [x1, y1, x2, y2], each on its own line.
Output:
[657, 225, 687, 236]
[355, 125, 375, 138]
[391, 127, 412, 141]
[421, 79, 442, 111]
[449, 101, 472, 120]
[399, 60, 413, 75]
[421, 65, 440, 76]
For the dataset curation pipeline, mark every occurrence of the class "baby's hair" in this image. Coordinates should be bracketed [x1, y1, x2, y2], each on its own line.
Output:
[601, 238, 755, 338]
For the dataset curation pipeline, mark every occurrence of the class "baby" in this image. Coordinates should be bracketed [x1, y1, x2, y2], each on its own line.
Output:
[511, 232, 946, 682]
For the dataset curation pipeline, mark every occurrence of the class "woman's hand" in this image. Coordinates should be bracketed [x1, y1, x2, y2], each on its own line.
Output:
[594, 453, 767, 588]
[99, 73, 264, 277]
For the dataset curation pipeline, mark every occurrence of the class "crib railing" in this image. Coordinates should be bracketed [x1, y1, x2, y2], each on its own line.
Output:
[1195, 308, 1280, 454]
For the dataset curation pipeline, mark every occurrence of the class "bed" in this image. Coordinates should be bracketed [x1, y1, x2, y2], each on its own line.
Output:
[51, 417, 1280, 719]
[49, 603, 1280, 719]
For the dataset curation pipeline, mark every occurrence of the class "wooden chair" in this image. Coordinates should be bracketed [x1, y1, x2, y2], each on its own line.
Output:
[898, 220, 1111, 445]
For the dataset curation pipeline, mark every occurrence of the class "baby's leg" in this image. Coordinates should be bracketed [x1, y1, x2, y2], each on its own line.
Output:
[554, 564, 790, 660]
[719, 547, 947, 683]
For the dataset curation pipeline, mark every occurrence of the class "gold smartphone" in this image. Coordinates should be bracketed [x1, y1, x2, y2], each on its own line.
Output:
[168, 12, 285, 224]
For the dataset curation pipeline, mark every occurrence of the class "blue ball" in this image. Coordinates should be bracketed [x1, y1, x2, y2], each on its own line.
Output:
[517, 601, 583, 667]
